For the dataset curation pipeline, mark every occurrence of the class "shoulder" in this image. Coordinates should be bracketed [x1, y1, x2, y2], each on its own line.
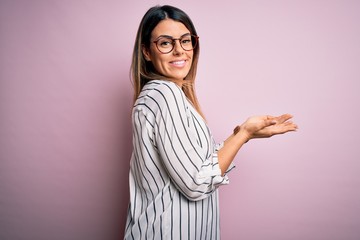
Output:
[141, 80, 184, 102]
[135, 80, 187, 112]
[144, 80, 181, 94]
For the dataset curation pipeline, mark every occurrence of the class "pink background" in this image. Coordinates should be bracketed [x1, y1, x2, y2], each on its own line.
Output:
[1, 0, 359, 239]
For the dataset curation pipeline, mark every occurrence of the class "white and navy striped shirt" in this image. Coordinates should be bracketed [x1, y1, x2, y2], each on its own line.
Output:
[124, 80, 234, 240]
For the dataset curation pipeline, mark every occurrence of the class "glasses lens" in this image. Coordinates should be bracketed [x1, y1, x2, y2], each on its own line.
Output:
[156, 37, 173, 53]
[180, 35, 193, 51]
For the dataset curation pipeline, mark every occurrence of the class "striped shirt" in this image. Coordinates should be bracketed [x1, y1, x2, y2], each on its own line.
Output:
[124, 80, 234, 240]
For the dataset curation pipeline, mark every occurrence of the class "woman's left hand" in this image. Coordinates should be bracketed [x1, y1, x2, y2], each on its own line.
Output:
[234, 114, 298, 142]
[249, 114, 298, 139]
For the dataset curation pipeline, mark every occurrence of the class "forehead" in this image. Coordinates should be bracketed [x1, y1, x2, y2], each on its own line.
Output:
[151, 19, 190, 38]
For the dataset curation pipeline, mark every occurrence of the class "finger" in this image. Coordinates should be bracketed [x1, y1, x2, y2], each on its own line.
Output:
[264, 117, 277, 126]
[276, 114, 293, 124]
[265, 115, 275, 121]
[282, 123, 298, 132]
[272, 126, 297, 135]
[282, 120, 298, 128]
[283, 121, 294, 126]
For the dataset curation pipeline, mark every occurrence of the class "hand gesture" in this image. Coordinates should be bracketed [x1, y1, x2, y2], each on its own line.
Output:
[234, 114, 298, 142]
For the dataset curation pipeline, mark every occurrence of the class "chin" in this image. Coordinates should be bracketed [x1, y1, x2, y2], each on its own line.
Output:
[167, 74, 187, 81]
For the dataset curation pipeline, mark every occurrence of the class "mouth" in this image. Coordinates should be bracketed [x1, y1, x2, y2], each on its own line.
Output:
[170, 60, 187, 67]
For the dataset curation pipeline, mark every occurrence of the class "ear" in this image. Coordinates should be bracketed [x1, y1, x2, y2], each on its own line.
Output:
[142, 44, 152, 61]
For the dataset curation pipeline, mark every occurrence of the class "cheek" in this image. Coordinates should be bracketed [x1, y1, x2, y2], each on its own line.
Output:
[151, 55, 168, 70]
[187, 53, 194, 67]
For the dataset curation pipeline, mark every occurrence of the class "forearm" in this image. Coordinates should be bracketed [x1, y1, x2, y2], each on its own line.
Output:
[217, 114, 297, 175]
[217, 128, 249, 175]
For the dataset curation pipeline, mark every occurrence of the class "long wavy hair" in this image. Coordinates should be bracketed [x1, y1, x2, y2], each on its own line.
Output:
[131, 5, 204, 118]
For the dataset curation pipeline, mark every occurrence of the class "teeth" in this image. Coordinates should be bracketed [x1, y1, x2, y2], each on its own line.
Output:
[172, 60, 185, 65]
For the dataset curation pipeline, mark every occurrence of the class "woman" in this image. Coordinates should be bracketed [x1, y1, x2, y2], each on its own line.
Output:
[124, 5, 297, 240]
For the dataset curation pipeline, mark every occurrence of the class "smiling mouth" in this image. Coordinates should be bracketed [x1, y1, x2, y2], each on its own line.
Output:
[170, 60, 186, 66]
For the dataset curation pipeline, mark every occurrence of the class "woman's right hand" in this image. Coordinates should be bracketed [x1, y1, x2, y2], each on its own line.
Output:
[235, 114, 298, 142]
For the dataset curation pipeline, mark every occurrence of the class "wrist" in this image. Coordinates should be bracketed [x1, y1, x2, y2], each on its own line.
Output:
[233, 125, 241, 135]
[233, 125, 251, 143]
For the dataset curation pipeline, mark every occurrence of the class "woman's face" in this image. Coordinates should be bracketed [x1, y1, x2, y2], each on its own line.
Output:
[143, 19, 194, 83]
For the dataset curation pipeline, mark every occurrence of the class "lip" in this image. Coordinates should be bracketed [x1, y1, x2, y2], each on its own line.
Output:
[169, 59, 187, 67]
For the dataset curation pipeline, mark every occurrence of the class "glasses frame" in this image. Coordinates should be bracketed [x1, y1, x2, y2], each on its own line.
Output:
[153, 34, 199, 54]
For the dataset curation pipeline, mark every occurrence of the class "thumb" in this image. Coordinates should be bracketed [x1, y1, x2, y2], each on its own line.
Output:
[264, 116, 277, 127]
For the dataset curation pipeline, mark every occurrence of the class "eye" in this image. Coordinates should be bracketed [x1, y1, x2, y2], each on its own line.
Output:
[158, 38, 173, 48]
[181, 37, 192, 45]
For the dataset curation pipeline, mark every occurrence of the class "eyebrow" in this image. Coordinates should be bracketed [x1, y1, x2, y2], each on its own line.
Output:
[155, 33, 191, 40]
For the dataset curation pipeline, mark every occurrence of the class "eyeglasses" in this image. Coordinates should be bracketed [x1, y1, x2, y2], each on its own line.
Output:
[153, 34, 199, 54]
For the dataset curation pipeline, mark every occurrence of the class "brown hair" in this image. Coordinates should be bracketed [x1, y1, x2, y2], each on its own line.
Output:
[130, 5, 204, 118]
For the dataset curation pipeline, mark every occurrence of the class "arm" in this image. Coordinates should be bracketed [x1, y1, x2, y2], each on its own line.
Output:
[218, 114, 298, 175]
[148, 81, 231, 200]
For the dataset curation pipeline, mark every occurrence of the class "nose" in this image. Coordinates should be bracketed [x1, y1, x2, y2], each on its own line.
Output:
[172, 39, 184, 55]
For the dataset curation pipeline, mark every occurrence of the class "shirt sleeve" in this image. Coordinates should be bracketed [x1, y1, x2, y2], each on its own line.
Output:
[142, 81, 234, 201]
